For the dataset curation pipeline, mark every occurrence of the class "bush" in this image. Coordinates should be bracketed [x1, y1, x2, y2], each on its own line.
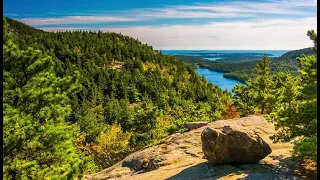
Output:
[91, 123, 132, 169]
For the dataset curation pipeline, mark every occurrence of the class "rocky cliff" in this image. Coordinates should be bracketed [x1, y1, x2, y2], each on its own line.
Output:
[85, 115, 302, 180]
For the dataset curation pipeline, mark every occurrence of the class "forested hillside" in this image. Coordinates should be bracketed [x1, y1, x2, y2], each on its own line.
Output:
[277, 47, 314, 60]
[3, 17, 232, 179]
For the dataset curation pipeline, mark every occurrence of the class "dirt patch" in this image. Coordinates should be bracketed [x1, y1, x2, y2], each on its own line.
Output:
[106, 61, 123, 70]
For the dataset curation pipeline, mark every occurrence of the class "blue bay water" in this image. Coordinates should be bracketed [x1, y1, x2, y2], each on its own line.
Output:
[203, 57, 221, 61]
[195, 68, 244, 93]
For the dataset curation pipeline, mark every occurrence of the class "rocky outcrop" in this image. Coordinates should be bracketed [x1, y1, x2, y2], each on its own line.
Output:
[201, 125, 272, 164]
[85, 116, 301, 180]
[184, 121, 208, 131]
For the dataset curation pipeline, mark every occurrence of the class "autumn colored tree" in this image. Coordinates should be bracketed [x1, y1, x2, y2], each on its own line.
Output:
[221, 104, 240, 119]
[90, 123, 132, 169]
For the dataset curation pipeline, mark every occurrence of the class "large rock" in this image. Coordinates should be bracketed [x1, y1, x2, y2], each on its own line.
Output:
[184, 121, 208, 131]
[201, 125, 272, 164]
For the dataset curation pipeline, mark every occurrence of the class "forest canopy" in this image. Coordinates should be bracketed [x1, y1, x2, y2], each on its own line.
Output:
[3, 17, 232, 179]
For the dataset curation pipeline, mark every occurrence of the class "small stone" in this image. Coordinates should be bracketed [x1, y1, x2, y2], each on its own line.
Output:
[222, 126, 232, 134]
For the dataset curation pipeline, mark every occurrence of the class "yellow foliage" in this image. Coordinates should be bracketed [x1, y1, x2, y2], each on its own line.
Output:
[91, 123, 131, 168]
[185, 72, 191, 79]
[73, 47, 81, 53]
[161, 67, 168, 76]
[143, 62, 157, 71]
[150, 115, 174, 143]
[178, 82, 186, 88]
[167, 75, 173, 84]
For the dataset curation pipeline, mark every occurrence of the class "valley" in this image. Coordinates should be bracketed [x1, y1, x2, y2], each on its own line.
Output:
[171, 48, 314, 83]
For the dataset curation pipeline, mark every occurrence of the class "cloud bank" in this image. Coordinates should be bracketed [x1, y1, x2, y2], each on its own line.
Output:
[11, 0, 317, 50]
[42, 17, 316, 50]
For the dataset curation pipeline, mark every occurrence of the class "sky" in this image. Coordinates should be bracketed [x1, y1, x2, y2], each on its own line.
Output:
[4, 0, 317, 50]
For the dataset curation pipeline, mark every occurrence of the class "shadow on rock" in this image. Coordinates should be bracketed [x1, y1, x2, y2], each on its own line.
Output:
[165, 162, 243, 180]
[166, 157, 303, 180]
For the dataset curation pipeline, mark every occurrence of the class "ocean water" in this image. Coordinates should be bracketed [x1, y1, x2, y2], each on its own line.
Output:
[162, 50, 288, 58]
[204, 57, 221, 61]
[162, 50, 288, 62]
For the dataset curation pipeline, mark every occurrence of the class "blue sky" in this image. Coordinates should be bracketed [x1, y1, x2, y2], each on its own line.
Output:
[4, 0, 317, 50]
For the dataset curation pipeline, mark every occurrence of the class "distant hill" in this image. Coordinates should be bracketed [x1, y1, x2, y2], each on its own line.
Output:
[6, 17, 47, 36]
[277, 47, 314, 60]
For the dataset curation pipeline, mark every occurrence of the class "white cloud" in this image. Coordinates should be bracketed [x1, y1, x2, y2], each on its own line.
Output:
[18, 16, 143, 26]
[131, 9, 250, 19]
[17, 11, 250, 26]
[174, 0, 316, 15]
[14, 0, 316, 50]
[14, 0, 316, 26]
[42, 17, 317, 50]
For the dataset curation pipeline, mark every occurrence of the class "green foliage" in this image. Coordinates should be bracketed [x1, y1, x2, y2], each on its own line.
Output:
[3, 17, 97, 179]
[297, 54, 317, 85]
[232, 84, 256, 116]
[232, 55, 275, 116]
[251, 55, 275, 114]
[307, 30, 317, 52]
[293, 136, 317, 161]
[268, 31, 317, 161]
[129, 105, 160, 146]
[168, 100, 219, 133]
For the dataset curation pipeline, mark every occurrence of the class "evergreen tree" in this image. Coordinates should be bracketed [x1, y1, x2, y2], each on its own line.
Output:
[232, 55, 275, 115]
[251, 55, 275, 114]
[232, 83, 255, 116]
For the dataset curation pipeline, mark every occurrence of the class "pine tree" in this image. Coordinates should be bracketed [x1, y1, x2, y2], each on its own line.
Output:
[251, 55, 275, 114]
[232, 83, 256, 116]
[232, 55, 275, 116]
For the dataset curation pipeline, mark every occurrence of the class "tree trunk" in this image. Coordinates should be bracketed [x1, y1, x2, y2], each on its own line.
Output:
[261, 104, 265, 114]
